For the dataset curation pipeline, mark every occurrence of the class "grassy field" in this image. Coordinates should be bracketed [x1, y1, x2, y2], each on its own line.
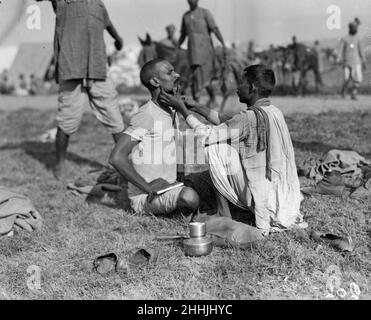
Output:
[0, 96, 370, 300]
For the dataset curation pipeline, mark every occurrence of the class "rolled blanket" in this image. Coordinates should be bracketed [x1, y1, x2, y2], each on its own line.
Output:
[301, 171, 346, 197]
[205, 216, 264, 248]
[0, 186, 43, 236]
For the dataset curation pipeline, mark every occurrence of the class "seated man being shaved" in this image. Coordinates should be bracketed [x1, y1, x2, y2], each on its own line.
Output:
[109, 59, 200, 218]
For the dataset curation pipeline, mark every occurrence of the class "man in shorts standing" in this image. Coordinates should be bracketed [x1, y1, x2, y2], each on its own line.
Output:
[39, 0, 125, 179]
[337, 21, 366, 100]
[177, 0, 226, 101]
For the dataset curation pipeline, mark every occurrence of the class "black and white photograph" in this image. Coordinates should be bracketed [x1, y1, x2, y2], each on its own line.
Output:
[0, 0, 370, 303]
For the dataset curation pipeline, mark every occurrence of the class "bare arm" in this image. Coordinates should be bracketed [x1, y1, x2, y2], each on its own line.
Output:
[183, 97, 233, 125]
[106, 23, 122, 43]
[109, 134, 152, 194]
[160, 93, 242, 146]
[212, 27, 226, 48]
[99, 1, 123, 51]
[204, 9, 225, 49]
[177, 16, 187, 49]
[109, 134, 173, 198]
[193, 104, 233, 125]
[106, 22, 123, 51]
[190, 103, 216, 122]
[177, 33, 186, 49]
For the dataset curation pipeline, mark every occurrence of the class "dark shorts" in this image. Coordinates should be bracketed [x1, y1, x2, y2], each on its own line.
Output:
[180, 170, 216, 212]
[180, 170, 255, 225]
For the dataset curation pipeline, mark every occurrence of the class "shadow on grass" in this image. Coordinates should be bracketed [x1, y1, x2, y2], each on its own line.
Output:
[84, 188, 131, 211]
[0, 140, 104, 171]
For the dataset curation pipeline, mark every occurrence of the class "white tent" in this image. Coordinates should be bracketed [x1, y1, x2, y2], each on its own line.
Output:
[8, 42, 54, 83]
[108, 44, 141, 87]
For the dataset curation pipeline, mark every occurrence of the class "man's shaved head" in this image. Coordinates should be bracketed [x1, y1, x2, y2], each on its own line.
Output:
[139, 59, 179, 94]
[140, 59, 167, 90]
[243, 64, 276, 97]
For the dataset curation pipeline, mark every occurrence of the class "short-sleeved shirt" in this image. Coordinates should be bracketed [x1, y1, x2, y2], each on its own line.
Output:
[338, 34, 364, 68]
[124, 101, 179, 198]
[181, 7, 218, 65]
[53, 0, 112, 82]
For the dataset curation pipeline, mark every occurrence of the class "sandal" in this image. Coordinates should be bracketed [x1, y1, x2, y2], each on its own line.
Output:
[310, 231, 354, 252]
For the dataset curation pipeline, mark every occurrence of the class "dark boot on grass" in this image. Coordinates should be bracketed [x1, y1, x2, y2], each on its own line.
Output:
[301, 170, 346, 197]
[310, 231, 354, 252]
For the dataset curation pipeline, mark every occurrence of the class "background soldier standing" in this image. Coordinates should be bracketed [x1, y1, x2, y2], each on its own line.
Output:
[177, 0, 226, 102]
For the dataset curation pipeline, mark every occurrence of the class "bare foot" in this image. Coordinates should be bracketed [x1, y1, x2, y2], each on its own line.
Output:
[53, 162, 66, 180]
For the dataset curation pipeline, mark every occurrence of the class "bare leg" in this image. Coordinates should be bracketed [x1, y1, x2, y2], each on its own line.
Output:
[54, 127, 69, 180]
[299, 70, 307, 97]
[351, 82, 359, 100]
[314, 69, 322, 93]
[292, 73, 299, 96]
[341, 68, 351, 99]
[340, 79, 350, 98]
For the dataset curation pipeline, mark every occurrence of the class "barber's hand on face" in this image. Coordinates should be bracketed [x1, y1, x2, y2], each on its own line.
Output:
[159, 89, 184, 110]
[114, 37, 124, 51]
[147, 178, 172, 203]
[181, 95, 198, 110]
